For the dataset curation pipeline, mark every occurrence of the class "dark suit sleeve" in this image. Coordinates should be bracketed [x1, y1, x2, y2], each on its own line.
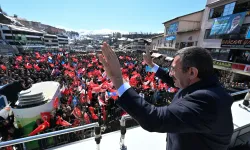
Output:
[116, 88, 216, 133]
[155, 67, 175, 87]
[0, 81, 23, 103]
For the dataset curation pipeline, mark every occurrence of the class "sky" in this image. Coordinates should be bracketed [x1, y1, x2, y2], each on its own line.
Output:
[1, 0, 206, 34]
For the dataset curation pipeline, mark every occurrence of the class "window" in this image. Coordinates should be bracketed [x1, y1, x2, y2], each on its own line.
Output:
[218, 49, 230, 61]
[209, 5, 224, 19]
[204, 29, 211, 39]
[165, 27, 169, 35]
[175, 43, 179, 49]
[187, 42, 194, 47]
[223, 2, 236, 16]
[208, 49, 220, 59]
[204, 29, 224, 39]
[5, 36, 13, 40]
[180, 42, 186, 49]
[234, 1, 250, 14]
[240, 24, 250, 38]
[2, 30, 11, 34]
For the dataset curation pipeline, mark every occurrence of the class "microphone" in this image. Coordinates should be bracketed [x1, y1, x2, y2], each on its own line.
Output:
[94, 126, 102, 150]
[120, 116, 127, 150]
[243, 100, 249, 107]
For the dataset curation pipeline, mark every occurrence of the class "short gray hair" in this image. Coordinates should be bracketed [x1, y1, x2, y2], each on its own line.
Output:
[175, 46, 214, 79]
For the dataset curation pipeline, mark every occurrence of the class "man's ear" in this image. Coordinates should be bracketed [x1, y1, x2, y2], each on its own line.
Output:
[189, 67, 198, 80]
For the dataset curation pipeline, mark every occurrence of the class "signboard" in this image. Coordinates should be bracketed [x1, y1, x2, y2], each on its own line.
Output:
[221, 39, 250, 48]
[213, 60, 232, 68]
[244, 65, 250, 72]
[210, 12, 246, 36]
[166, 35, 176, 41]
[167, 22, 179, 35]
[232, 63, 246, 71]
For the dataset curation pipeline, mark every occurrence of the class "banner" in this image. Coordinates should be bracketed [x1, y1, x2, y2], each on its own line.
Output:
[246, 26, 250, 39]
[213, 60, 232, 68]
[221, 39, 250, 48]
[244, 65, 250, 73]
[232, 63, 246, 71]
[166, 35, 176, 41]
[210, 12, 246, 36]
[167, 22, 179, 35]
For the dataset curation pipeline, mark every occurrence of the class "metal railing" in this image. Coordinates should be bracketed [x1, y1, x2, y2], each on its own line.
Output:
[230, 89, 249, 97]
[0, 122, 100, 149]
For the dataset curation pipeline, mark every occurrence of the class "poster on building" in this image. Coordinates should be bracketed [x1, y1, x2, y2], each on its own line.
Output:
[245, 26, 250, 39]
[167, 22, 179, 35]
[210, 12, 246, 36]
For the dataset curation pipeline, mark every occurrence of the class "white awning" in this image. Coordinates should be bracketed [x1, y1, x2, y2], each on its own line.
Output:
[151, 53, 162, 58]
[165, 57, 173, 61]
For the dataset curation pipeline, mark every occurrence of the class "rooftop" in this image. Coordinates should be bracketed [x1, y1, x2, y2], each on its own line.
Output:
[162, 9, 204, 24]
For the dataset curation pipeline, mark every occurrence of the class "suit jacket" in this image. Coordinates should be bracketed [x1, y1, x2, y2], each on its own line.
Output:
[116, 67, 234, 150]
[0, 81, 24, 106]
[227, 25, 241, 34]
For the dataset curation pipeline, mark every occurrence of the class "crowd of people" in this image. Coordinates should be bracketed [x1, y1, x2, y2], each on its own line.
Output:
[216, 69, 250, 90]
[0, 50, 177, 150]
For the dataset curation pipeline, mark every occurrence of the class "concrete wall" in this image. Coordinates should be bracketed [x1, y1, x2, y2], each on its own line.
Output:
[176, 30, 200, 45]
[151, 35, 165, 50]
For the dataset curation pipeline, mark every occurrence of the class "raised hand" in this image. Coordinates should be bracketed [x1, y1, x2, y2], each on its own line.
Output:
[143, 49, 154, 68]
[98, 42, 125, 89]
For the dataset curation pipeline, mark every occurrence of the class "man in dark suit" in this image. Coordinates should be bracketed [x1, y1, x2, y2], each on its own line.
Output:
[99, 42, 234, 150]
[227, 15, 242, 34]
[0, 80, 31, 106]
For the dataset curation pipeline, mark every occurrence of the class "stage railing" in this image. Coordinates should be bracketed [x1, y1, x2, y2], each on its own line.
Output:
[230, 89, 249, 97]
[0, 123, 100, 150]
[230, 89, 249, 102]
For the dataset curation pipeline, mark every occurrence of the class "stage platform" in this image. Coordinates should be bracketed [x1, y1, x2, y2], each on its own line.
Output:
[51, 126, 167, 150]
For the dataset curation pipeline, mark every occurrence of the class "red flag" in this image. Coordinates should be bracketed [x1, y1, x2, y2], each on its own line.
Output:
[25, 63, 33, 69]
[72, 119, 80, 127]
[102, 106, 107, 121]
[41, 112, 51, 122]
[53, 97, 59, 108]
[16, 56, 23, 62]
[35, 52, 41, 59]
[33, 64, 41, 71]
[29, 121, 50, 136]
[72, 107, 82, 118]
[84, 112, 91, 124]
[89, 107, 98, 120]
[0, 65, 6, 70]
[56, 116, 71, 127]
[72, 58, 78, 62]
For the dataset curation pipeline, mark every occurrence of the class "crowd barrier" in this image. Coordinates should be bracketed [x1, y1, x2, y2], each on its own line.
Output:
[0, 123, 100, 150]
[0, 115, 134, 150]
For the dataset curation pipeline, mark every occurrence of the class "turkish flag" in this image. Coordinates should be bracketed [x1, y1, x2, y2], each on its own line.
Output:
[56, 116, 71, 127]
[29, 121, 50, 136]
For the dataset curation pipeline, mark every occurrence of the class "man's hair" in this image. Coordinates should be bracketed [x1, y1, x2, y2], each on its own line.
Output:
[174, 46, 214, 79]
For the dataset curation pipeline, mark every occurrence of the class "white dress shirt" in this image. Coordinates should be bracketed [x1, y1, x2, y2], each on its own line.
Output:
[117, 64, 160, 97]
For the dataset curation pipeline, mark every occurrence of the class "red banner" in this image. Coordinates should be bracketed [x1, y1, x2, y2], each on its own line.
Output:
[232, 63, 246, 71]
